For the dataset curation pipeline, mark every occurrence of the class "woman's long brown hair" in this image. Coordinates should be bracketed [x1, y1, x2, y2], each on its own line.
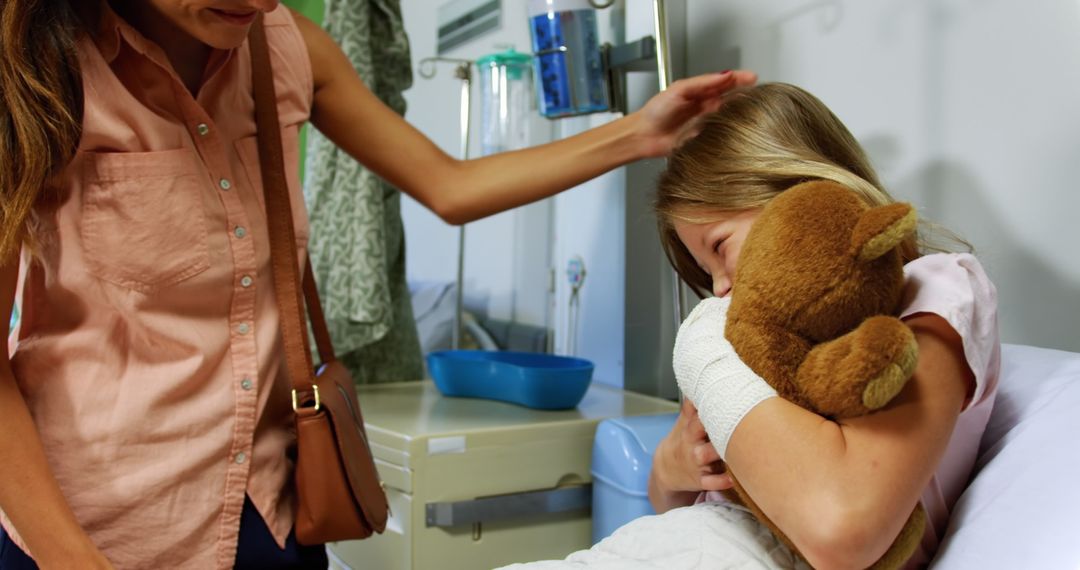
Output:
[1, 0, 84, 260]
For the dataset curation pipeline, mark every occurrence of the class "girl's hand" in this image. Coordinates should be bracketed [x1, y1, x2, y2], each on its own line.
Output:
[651, 398, 734, 508]
[633, 69, 758, 157]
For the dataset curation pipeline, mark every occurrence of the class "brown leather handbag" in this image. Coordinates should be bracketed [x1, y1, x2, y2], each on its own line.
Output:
[249, 15, 389, 545]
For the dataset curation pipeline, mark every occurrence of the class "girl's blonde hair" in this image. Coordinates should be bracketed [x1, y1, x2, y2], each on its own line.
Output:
[655, 82, 967, 296]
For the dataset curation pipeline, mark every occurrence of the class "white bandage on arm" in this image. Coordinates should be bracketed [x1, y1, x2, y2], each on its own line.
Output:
[673, 296, 778, 459]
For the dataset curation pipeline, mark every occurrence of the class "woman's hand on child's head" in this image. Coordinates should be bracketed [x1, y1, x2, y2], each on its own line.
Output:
[633, 69, 757, 158]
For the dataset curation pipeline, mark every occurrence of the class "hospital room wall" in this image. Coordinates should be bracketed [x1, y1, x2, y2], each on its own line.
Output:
[681, 0, 1080, 352]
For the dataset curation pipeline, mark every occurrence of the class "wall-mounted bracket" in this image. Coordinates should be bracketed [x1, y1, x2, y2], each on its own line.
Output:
[602, 35, 658, 115]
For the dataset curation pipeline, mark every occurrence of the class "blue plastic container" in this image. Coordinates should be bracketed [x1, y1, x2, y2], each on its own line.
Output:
[590, 413, 678, 544]
[427, 350, 594, 410]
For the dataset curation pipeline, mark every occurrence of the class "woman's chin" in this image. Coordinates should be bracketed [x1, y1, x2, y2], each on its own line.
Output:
[193, 26, 253, 50]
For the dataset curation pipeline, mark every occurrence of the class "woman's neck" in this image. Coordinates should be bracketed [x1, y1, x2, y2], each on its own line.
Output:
[109, 0, 211, 95]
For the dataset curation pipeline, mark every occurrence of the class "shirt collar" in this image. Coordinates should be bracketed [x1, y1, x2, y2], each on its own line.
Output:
[93, 1, 129, 64]
[92, 1, 235, 90]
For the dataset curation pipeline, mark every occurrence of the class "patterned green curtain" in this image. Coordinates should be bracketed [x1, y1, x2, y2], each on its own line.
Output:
[302, 0, 424, 383]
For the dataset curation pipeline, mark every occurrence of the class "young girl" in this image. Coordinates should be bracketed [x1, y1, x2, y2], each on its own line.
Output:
[649, 83, 999, 569]
[0, 1, 756, 568]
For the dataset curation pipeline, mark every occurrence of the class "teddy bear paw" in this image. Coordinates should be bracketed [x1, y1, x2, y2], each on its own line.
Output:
[861, 336, 919, 409]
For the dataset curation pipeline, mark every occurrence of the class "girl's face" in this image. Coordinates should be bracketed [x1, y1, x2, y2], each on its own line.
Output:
[134, 1, 280, 49]
[673, 208, 761, 298]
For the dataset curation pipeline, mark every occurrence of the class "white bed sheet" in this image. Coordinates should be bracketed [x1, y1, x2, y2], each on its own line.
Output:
[498, 502, 809, 570]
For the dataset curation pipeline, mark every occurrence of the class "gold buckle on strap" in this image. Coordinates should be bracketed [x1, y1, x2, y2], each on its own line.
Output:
[291, 384, 320, 412]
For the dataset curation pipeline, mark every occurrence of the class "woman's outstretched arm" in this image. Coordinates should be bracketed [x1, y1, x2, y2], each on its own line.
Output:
[293, 9, 755, 225]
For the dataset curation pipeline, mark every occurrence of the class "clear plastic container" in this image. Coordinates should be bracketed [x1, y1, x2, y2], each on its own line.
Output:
[528, 0, 610, 118]
[476, 50, 534, 156]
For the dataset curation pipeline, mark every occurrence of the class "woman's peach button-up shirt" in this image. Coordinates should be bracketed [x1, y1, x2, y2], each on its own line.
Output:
[3, 5, 313, 569]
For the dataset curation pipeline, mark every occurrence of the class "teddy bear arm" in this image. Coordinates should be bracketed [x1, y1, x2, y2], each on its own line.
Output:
[796, 315, 918, 418]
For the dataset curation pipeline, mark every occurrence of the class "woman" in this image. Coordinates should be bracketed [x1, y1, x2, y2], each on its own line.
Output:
[0, 1, 756, 568]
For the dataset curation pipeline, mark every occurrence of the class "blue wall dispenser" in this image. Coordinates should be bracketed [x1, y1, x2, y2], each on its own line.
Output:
[527, 0, 663, 119]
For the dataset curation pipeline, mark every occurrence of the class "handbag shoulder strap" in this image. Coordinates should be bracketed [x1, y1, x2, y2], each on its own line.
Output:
[249, 15, 335, 390]
[302, 262, 336, 364]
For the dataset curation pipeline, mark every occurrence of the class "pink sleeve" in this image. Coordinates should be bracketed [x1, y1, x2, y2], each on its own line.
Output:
[900, 253, 1000, 408]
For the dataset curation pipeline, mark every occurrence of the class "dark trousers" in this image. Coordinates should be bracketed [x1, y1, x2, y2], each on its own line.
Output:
[0, 496, 327, 569]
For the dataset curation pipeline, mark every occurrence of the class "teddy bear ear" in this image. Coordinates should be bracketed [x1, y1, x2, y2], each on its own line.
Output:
[850, 203, 918, 262]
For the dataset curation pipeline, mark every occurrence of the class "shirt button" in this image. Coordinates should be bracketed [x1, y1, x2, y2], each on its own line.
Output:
[234, 452, 247, 464]
[240, 275, 253, 288]
[237, 322, 251, 335]
[234, 226, 247, 239]
[241, 377, 254, 391]
[196, 123, 210, 136]
[219, 178, 232, 191]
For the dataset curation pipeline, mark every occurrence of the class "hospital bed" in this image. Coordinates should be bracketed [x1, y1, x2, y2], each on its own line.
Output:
[930, 343, 1080, 568]
[584, 343, 1080, 569]
[330, 342, 1079, 569]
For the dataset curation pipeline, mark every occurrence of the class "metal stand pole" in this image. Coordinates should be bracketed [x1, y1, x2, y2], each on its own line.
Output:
[651, 0, 689, 335]
[417, 57, 473, 350]
[452, 63, 472, 350]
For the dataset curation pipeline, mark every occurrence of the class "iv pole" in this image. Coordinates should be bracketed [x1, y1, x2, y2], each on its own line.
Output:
[647, 0, 688, 332]
[604, 0, 690, 399]
[418, 57, 473, 350]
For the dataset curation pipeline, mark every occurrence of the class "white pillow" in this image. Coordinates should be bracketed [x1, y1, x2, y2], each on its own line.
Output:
[932, 344, 1080, 569]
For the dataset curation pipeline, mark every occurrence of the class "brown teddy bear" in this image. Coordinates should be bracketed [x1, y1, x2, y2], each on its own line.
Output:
[723, 180, 926, 569]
